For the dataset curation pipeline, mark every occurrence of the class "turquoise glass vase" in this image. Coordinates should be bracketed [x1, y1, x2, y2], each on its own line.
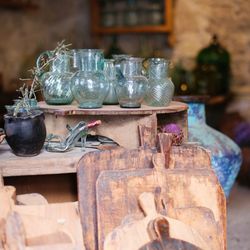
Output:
[103, 59, 118, 105]
[71, 49, 109, 109]
[144, 58, 174, 107]
[39, 53, 73, 105]
[186, 99, 242, 197]
[115, 57, 148, 108]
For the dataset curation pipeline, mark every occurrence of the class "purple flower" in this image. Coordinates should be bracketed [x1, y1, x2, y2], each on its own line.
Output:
[162, 123, 184, 146]
[234, 122, 250, 146]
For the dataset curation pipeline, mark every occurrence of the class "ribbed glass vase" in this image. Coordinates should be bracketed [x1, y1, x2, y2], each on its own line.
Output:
[144, 58, 174, 107]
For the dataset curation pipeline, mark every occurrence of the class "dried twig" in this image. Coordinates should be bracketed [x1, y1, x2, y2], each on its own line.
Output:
[13, 40, 71, 116]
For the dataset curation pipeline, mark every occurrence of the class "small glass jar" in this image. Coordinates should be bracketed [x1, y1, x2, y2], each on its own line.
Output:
[103, 59, 118, 105]
[144, 58, 174, 107]
[39, 53, 73, 105]
[115, 57, 148, 108]
[71, 49, 109, 109]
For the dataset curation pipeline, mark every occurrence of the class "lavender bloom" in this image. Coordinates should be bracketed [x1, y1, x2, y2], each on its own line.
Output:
[234, 122, 250, 147]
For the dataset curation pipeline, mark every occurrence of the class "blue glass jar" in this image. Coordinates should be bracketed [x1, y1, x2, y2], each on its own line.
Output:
[71, 49, 109, 109]
[186, 99, 242, 197]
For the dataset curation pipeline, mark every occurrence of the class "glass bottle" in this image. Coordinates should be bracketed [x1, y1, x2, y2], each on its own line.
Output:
[115, 57, 148, 108]
[39, 53, 73, 105]
[71, 49, 109, 109]
[144, 58, 174, 107]
[194, 35, 230, 95]
[103, 59, 118, 105]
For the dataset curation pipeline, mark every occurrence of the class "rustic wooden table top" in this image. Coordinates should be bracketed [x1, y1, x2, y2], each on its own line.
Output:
[39, 101, 188, 116]
[0, 142, 96, 177]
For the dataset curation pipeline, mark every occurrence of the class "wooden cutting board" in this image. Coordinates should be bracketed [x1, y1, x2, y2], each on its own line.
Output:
[0, 186, 85, 250]
[103, 192, 207, 250]
[96, 153, 224, 250]
[77, 147, 156, 250]
[77, 135, 225, 250]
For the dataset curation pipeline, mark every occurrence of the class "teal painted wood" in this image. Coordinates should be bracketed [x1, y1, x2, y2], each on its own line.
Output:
[188, 102, 242, 197]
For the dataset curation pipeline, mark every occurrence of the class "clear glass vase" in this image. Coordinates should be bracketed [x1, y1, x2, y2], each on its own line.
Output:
[103, 59, 118, 105]
[71, 49, 109, 109]
[144, 58, 174, 107]
[39, 53, 73, 105]
[115, 57, 148, 108]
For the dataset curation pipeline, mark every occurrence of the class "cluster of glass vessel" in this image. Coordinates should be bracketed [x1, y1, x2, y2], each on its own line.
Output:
[37, 49, 174, 109]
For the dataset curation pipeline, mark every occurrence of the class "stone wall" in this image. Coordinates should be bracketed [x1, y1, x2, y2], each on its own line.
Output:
[0, 0, 90, 91]
[173, 0, 250, 92]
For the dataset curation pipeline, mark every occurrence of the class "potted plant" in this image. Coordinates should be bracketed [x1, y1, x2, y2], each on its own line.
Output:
[3, 40, 71, 156]
[3, 83, 46, 156]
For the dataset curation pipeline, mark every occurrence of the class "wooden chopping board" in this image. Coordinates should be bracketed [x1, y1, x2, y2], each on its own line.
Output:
[77, 147, 156, 250]
[104, 192, 207, 250]
[96, 153, 224, 250]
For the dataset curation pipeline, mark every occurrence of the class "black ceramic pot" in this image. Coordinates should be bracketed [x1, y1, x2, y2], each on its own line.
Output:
[4, 110, 46, 156]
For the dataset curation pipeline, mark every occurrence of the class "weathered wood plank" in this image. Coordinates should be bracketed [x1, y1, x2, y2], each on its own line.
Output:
[77, 145, 226, 250]
[40, 101, 188, 149]
[5, 212, 26, 250]
[96, 153, 225, 250]
[14, 202, 83, 248]
[39, 101, 188, 116]
[77, 148, 156, 250]
[44, 113, 158, 149]
[0, 143, 96, 177]
[138, 124, 157, 148]
[103, 192, 208, 250]
[16, 193, 48, 205]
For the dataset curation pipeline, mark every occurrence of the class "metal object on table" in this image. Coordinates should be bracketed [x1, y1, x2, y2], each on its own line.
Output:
[45, 120, 101, 153]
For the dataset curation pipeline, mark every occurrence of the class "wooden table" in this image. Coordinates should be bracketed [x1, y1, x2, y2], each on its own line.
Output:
[40, 101, 188, 149]
[1, 101, 188, 202]
[0, 143, 96, 202]
[0, 143, 95, 177]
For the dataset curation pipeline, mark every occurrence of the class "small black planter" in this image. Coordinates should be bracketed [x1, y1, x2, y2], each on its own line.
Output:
[4, 110, 46, 156]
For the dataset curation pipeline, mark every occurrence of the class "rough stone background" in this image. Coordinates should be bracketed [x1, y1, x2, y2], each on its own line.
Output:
[0, 0, 90, 91]
[173, 0, 250, 92]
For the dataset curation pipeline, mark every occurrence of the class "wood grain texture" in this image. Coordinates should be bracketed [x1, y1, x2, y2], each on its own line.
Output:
[77, 148, 156, 250]
[4, 212, 26, 250]
[16, 193, 48, 205]
[0, 186, 85, 250]
[96, 153, 224, 250]
[77, 145, 226, 250]
[0, 143, 96, 177]
[103, 192, 208, 250]
[4, 174, 78, 203]
[138, 124, 157, 148]
[39, 101, 187, 116]
[40, 101, 188, 149]
[44, 113, 157, 149]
